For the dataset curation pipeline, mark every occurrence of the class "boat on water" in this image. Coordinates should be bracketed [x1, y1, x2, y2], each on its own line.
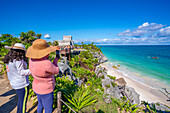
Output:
[147, 56, 159, 59]
[151, 57, 159, 59]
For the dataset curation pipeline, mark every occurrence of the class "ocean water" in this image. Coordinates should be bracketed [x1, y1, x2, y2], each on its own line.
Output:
[98, 45, 170, 89]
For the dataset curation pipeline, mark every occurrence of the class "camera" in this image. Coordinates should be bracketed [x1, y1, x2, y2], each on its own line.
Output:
[56, 50, 60, 59]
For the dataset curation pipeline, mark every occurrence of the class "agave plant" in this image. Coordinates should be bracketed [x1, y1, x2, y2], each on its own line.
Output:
[65, 85, 97, 113]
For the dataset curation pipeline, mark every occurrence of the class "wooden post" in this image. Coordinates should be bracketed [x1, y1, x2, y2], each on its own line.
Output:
[57, 91, 62, 113]
[69, 53, 70, 61]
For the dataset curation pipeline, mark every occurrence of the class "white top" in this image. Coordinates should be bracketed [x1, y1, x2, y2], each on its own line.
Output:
[6, 59, 31, 89]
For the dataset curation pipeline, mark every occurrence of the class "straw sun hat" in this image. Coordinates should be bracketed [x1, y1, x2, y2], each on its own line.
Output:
[4, 43, 26, 51]
[26, 39, 59, 59]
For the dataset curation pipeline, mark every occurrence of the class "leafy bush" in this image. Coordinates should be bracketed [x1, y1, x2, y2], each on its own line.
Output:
[87, 64, 94, 70]
[65, 85, 97, 112]
[105, 84, 110, 88]
[113, 99, 141, 112]
[86, 77, 104, 95]
[100, 75, 105, 79]
[107, 75, 116, 80]
[53, 76, 77, 108]
[111, 82, 116, 88]
[81, 93, 118, 113]
[121, 96, 127, 101]
[72, 67, 93, 79]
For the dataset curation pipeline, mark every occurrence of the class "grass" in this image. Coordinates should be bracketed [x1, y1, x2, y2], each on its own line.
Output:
[81, 94, 118, 113]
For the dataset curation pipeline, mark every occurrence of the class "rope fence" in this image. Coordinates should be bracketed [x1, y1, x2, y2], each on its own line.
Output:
[57, 91, 76, 113]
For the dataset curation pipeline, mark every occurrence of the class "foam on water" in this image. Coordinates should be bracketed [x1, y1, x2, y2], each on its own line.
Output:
[98, 45, 170, 90]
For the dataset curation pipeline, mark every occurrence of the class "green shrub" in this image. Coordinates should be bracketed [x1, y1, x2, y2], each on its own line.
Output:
[65, 85, 97, 112]
[156, 103, 160, 106]
[122, 96, 127, 101]
[107, 75, 116, 80]
[113, 99, 140, 112]
[100, 75, 105, 79]
[53, 76, 77, 108]
[81, 94, 118, 113]
[105, 84, 110, 88]
[111, 82, 116, 88]
[87, 64, 94, 70]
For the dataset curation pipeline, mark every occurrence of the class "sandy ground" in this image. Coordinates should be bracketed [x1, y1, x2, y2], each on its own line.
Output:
[100, 62, 170, 106]
[0, 62, 58, 113]
[0, 74, 38, 113]
[0, 74, 59, 113]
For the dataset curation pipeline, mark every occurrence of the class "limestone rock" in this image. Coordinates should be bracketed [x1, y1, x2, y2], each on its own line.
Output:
[150, 102, 170, 112]
[102, 77, 121, 100]
[98, 53, 108, 64]
[124, 86, 140, 105]
[60, 56, 69, 65]
[103, 94, 112, 104]
[115, 77, 127, 87]
[58, 62, 72, 76]
[92, 52, 108, 64]
[109, 84, 122, 100]
[75, 77, 83, 87]
[95, 66, 107, 78]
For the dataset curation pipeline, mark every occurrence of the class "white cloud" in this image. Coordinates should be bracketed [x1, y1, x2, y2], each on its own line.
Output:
[44, 34, 51, 38]
[156, 26, 170, 37]
[118, 29, 147, 37]
[118, 29, 131, 36]
[118, 22, 165, 38]
[138, 22, 165, 31]
[102, 39, 108, 42]
[73, 22, 170, 45]
[74, 36, 170, 45]
[138, 22, 149, 28]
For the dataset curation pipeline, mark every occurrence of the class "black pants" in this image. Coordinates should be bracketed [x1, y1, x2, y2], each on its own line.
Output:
[15, 86, 29, 113]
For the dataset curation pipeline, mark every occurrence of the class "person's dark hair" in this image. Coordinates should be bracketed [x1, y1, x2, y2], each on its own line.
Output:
[3, 49, 27, 64]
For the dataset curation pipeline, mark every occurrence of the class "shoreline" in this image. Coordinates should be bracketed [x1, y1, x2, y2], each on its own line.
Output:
[100, 62, 170, 105]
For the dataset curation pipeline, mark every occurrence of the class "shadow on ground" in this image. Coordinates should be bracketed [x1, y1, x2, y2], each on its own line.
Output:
[27, 101, 38, 113]
[0, 89, 17, 113]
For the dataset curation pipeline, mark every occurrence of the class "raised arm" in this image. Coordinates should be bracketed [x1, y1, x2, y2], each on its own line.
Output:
[45, 60, 59, 75]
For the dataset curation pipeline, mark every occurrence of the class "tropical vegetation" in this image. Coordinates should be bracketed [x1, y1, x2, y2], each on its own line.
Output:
[1, 31, 169, 113]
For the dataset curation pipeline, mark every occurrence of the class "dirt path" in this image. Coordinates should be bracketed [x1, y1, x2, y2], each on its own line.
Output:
[0, 62, 58, 113]
[0, 74, 37, 113]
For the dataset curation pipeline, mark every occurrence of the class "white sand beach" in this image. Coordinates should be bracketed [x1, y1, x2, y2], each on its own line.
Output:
[100, 62, 170, 106]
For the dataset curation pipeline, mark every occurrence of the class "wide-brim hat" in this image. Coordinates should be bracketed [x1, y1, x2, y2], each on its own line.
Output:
[4, 43, 26, 51]
[26, 39, 58, 59]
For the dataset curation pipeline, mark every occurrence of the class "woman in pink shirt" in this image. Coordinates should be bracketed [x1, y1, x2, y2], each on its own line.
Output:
[26, 39, 59, 113]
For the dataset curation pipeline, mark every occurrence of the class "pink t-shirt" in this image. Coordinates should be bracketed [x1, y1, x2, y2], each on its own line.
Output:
[29, 56, 59, 94]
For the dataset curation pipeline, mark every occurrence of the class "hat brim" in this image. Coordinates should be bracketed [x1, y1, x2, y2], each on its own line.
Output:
[26, 46, 57, 59]
[5, 45, 26, 51]
[12, 47, 26, 51]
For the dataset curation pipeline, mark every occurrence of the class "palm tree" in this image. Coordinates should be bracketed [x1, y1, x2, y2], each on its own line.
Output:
[1, 34, 13, 46]
[36, 33, 42, 39]
[53, 41, 59, 46]
[48, 41, 52, 45]
[19, 32, 28, 41]
[28, 30, 35, 36]
[19, 31, 37, 44]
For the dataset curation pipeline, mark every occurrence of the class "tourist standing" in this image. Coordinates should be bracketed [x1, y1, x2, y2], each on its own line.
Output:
[3, 43, 31, 113]
[26, 39, 59, 113]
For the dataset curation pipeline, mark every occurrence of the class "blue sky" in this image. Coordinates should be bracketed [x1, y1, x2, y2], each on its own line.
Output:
[0, 0, 170, 44]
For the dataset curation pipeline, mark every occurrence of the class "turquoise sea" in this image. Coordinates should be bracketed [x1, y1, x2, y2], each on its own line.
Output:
[98, 45, 170, 89]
